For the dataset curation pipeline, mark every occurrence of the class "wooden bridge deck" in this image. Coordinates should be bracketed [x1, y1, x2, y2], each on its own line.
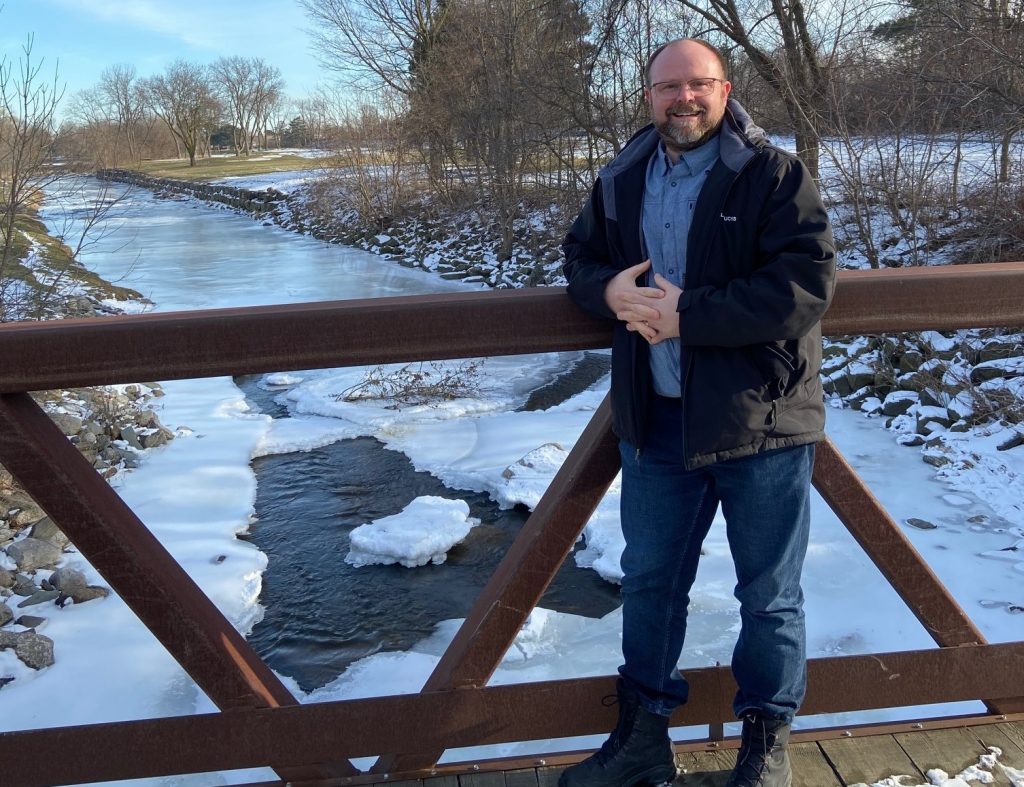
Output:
[360, 718, 1024, 787]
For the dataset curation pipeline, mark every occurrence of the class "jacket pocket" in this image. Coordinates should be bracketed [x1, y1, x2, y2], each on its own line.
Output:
[748, 343, 797, 401]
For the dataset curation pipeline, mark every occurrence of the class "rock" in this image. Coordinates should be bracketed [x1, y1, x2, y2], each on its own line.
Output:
[67, 585, 110, 604]
[906, 517, 938, 530]
[15, 615, 45, 629]
[30, 517, 70, 549]
[50, 567, 88, 594]
[0, 602, 12, 626]
[50, 412, 84, 435]
[11, 574, 36, 596]
[16, 589, 60, 607]
[10, 502, 45, 528]
[882, 391, 918, 417]
[141, 428, 173, 449]
[0, 630, 19, 649]
[0, 525, 14, 545]
[970, 365, 1009, 384]
[15, 632, 54, 669]
[923, 452, 952, 468]
[0, 568, 14, 588]
[7, 537, 62, 571]
[898, 350, 925, 373]
[997, 432, 1024, 452]
[119, 426, 145, 450]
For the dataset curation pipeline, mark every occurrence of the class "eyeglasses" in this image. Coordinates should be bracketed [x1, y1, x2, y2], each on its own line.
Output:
[649, 78, 724, 99]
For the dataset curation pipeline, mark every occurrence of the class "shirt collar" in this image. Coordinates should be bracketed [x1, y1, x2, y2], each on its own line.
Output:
[655, 132, 721, 176]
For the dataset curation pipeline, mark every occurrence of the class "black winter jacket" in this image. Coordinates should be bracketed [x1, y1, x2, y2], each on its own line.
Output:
[563, 99, 836, 469]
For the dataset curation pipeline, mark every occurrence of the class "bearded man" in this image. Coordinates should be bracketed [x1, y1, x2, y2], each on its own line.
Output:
[559, 38, 836, 787]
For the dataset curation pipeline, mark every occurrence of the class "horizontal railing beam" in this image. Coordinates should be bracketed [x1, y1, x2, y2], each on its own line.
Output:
[2, 642, 1023, 786]
[1, 263, 1023, 392]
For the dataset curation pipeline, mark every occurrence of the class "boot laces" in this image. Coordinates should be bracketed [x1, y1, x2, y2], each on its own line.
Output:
[732, 715, 782, 784]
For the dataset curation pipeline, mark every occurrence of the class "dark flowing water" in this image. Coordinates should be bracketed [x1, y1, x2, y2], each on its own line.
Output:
[237, 353, 619, 692]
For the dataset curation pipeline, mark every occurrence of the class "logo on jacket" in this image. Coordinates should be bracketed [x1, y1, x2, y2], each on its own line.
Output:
[721, 214, 738, 222]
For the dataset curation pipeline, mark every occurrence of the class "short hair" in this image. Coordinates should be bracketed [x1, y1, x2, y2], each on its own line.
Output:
[644, 38, 729, 86]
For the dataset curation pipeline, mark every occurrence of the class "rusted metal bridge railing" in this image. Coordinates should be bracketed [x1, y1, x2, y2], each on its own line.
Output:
[0, 263, 1023, 786]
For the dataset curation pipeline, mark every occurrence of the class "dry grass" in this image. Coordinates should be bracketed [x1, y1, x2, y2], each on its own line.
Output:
[136, 152, 325, 181]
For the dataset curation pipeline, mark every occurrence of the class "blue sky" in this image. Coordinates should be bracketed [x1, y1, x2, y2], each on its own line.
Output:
[1, 0, 329, 115]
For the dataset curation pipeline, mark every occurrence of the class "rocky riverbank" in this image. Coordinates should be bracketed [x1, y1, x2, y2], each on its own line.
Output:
[2, 297, 176, 680]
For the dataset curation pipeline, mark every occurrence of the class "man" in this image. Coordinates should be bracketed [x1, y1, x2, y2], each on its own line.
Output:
[560, 39, 836, 787]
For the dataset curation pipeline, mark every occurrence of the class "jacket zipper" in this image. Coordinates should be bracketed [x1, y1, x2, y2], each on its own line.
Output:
[678, 156, 756, 470]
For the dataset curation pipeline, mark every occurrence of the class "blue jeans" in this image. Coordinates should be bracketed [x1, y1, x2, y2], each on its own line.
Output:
[617, 419, 813, 722]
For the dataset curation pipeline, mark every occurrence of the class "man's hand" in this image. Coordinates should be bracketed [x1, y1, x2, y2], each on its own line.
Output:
[645, 273, 682, 344]
[604, 262, 682, 344]
[605, 260, 663, 340]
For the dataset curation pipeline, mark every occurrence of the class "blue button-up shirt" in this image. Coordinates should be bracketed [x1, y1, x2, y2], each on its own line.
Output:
[641, 135, 721, 397]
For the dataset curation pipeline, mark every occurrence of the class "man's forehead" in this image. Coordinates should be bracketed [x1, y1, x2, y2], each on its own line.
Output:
[650, 42, 721, 78]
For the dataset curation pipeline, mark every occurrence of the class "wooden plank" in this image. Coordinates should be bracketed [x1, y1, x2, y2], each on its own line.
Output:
[974, 725, 1024, 783]
[990, 722, 1024, 756]
[789, 741, 844, 787]
[673, 749, 735, 785]
[423, 776, 460, 787]
[459, 772, 507, 787]
[502, 768, 540, 787]
[535, 766, 566, 787]
[819, 735, 925, 786]
[895, 727, 997, 782]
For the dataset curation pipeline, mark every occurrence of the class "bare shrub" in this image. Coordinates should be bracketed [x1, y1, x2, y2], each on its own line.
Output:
[337, 360, 484, 407]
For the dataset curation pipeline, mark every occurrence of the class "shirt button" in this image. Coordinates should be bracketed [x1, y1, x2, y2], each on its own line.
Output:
[670, 181, 677, 187]
[664, 223, 670, 228]
[668, 269, 675, 274]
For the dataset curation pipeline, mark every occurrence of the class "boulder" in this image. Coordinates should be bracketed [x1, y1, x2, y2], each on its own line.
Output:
[50, 567, 88, 594]
[50, 412, 84, 435]
[15, 632, 54, 669]
[7, 537, 62, 571]
[0, 568, 14, 588]
[882, 391, 918, 417]
[17, 589, 60, 607]
[30, 517, 70, 549]
[0, 602, 12, 626]
[0, 630, 18, 649]
[119, 426, 145, 450]
[15, 615, 45, 629]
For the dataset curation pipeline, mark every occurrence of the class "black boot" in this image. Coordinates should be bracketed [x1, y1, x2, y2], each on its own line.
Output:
[725, 713, 792, 787]
[558, 679, 677, 787]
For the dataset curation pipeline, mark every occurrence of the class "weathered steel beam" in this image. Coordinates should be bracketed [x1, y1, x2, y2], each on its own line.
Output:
[0, 393, 354, 782]
[812, 438, 1024, 714]
[375, 395, 619, 773]
[2, 643, 1023, 786]
[1, 263, 1023, 393]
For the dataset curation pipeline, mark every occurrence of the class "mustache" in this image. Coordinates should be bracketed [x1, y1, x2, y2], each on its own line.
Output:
[667, 102, 704, 115]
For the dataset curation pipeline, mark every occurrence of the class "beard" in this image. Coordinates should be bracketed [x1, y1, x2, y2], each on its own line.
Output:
[655, 101, 722, 151]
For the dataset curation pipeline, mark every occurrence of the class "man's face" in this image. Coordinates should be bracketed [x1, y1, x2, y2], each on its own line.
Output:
[645, 41, 732, 154]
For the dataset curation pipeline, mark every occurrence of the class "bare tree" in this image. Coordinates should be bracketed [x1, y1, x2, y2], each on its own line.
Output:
[98, 64, 149, 163]
[0, 35, 64, 320]
[142, 60, 220, 166]
[300, 0, 452, 95]
[209, 56, 284, 155]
